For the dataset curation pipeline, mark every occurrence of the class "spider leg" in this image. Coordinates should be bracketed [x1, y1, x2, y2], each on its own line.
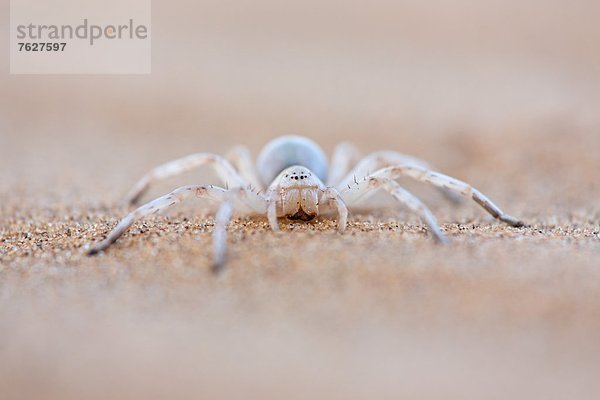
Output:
[225, 145, 263, 190]
[266, 191, 281, 231]
[211, 186, 268, 271]
[90, 185, 226, 254]
[341, 177, 446, 243]
[88, 185, 267, 267]
[320, 187, 348, 232]
[369, 165, 525, 227]
[327, 142, 362, 186]
[336, 150, 462, 203]
[212, 200, 233, 273]
[124, 153, 248, 206]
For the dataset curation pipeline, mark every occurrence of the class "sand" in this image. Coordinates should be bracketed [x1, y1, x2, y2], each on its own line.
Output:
[1, 125, 599, 399]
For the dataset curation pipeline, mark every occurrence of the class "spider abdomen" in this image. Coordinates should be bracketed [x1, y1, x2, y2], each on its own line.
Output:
[257, 135, 328, 186]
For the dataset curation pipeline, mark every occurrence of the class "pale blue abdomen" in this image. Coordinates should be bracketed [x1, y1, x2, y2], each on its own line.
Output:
[257, 135, 328, 186]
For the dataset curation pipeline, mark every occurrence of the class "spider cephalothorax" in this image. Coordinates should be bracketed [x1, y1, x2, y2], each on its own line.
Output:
[88, 135, 523, 270]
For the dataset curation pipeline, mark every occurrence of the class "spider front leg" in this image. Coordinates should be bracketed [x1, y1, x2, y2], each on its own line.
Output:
[90, 185, 226, 255]
[371, 165, 525, 227]
[212, 200, 233, 272]
[212, 187, 268, 271]
[341, 177, 446, 243]
[336, 150, 462, 203]
[124, 153, 248, 206]
[337, 150, 439, 187]
[88, 185, 267, 269]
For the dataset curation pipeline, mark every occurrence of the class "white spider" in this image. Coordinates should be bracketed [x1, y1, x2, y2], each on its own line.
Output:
[88, 135, 524, 270]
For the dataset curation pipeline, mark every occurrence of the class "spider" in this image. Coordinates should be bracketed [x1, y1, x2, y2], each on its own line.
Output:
[87, 135, 524, 269]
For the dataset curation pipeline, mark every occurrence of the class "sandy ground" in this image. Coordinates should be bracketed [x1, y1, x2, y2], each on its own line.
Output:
[2, 1, 600, 399]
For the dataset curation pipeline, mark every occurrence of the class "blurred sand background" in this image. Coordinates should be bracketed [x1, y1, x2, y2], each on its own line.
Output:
[1, 0, 600, 399]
